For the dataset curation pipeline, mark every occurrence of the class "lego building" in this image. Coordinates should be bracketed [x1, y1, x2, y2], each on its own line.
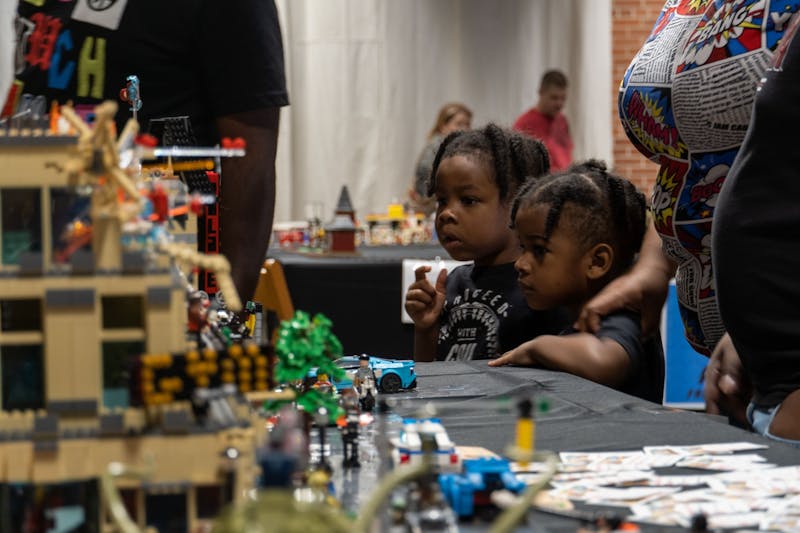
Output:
[0, 122, 259, 532]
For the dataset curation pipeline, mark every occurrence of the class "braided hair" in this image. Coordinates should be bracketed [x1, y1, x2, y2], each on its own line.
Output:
[426, 123, 550, 203]
[511, 159, 647, 277]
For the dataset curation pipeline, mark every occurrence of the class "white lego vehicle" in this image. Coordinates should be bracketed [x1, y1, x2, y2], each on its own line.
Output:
[390, 418, 461, 473]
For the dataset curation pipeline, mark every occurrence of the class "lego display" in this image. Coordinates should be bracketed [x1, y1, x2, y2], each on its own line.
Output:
[364, 203, 434, 246]
[272, 190, 435, 252]
[262, 310, 346, 423]
[322, 185, 356, 253]
[325, 214, 357, 253]
[312, 354, 417, 393]
[0, 97, 568, 532]
[0, 100, 263, 531]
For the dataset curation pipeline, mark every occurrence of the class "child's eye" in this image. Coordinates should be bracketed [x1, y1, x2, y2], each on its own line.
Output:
[532, 245, 547, 259]
[461, 196, 478, 206]
[436, 196, 446, 207]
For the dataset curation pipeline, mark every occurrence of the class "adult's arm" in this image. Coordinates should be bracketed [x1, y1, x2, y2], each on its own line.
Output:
[218, 107, 281, 303]
[576, 221, 675, 337]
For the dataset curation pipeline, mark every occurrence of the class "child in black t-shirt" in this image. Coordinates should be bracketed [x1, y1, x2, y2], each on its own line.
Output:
[489, 160, 664, 403]
[404, 123, 568, 362]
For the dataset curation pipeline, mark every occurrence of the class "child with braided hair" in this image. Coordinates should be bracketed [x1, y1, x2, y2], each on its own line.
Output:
[489, 160, 664, 403]
[405, 123, 569, 362]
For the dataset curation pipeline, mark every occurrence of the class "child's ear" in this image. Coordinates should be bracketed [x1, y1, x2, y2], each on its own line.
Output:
[585, 243, 613, 280]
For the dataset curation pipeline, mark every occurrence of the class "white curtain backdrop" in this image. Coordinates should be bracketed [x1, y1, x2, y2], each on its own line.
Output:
[273, 0, 612, 223]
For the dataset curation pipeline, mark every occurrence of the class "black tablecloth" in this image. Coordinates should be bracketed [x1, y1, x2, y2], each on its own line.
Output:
[269, 245, 446, 357]
[331, 362, 800, 532]
[401, 362, 798, 462]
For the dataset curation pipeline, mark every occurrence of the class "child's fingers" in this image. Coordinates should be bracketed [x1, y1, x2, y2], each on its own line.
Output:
[488, 351, 513, 366]
[434, 267, 448, 293]
[405, 287, 434, 306]
[404, 300, 426, 315]
[414, 265, 432, 281]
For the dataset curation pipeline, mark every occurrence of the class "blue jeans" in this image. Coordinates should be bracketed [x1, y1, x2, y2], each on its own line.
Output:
[747, 402, 800, 447]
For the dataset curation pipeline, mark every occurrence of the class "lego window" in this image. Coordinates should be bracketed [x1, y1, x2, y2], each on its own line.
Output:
[1, 188, 42, 265]
[145, 492, 187, 533]
[102, 341, 144, 409]
[51, 187, 92, 263]
[195, 485, 226, 519]
[116, 488, 140, 523]
[0, 344, 44, 410]
[101, 295, 144, 329]
[4, 480, 100, 532]
[0, 298, 42, 332]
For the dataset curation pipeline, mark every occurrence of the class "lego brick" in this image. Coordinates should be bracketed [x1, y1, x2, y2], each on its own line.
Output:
[47, 399, 98, 416]
[18, 252, 43, 276]
[33, 414, 59, 436]
[62, 426, 98, 439]
[70, 250, 95, 275]
[99, 413, 125, 436]
[172, 233, 197, 245]
[147, 286, 172, 307]
[162, 410, 192, 434]
[0, 134, 78, 146]
[34, 439, 58, 452]
[122, 250, 147, 274]
[45, 288, 95, 308]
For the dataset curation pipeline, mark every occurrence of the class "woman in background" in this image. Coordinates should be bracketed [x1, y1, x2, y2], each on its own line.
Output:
[409, 102, 472, 214]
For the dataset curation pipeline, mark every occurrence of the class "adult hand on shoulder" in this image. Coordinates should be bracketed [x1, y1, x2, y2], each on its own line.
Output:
[576, 221, 673, 337]
[575, 268, 666, 336]
[404, 265, 447, 330]
[704, 332, 752, 428]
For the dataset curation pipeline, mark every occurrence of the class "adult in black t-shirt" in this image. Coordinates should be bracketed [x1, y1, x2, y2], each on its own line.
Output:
[8, 0, 289, 303]
[711, 15, 800, 444]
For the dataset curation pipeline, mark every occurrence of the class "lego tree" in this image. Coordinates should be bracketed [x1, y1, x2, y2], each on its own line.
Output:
[263, 310, 345, 421]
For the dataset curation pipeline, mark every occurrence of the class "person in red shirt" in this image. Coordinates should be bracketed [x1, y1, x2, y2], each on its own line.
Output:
[512, 70, 573, 172]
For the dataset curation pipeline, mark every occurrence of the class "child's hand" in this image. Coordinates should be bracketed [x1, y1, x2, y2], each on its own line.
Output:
[404, 265, 447, 330]
[488, 341, 538, 367]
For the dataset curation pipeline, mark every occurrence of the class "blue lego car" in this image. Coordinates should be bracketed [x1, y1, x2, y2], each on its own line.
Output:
[331, 355, 417, 393]
[439, 457, 526, 519]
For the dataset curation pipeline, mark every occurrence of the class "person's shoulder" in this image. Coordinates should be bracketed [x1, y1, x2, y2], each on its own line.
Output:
[595, 311, 646, 357]
[449, 263, 474, 278]
[600, 310, 641, 330]
[513, 108, 539, 125]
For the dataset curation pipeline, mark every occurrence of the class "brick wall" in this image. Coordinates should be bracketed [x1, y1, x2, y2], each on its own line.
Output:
[611, 0, 665, 196]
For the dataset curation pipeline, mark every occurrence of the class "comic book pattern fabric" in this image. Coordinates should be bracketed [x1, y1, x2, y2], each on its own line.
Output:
[618, 0, 800, 355]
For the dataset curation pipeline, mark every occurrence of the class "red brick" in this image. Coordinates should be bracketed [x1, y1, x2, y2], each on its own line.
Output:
[611, 0, 665, 187]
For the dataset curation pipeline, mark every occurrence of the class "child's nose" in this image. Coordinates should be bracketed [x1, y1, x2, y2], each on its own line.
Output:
[514, 256, 528, 274]
[437, 205, 456, 223]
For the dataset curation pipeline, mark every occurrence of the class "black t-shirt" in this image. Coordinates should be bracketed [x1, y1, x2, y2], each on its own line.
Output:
[713, 17, 800, 409]
[436, 263, 568, 361]
[9, 0, 289, 143]
[562, 311, 664, 404]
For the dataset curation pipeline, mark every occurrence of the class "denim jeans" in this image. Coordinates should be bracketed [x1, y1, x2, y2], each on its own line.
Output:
[747, 402, 800, 447]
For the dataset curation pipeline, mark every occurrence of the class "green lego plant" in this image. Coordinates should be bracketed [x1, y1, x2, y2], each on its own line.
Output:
[263, 310, 345, 421]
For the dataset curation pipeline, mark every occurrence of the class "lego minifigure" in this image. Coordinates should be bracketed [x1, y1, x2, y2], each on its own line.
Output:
[313, 373, 335, 396]
[353, 354, 377, 411]
[340, 389, 361, 469]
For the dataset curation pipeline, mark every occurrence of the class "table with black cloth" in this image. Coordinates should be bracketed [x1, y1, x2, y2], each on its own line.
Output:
[268, 244, 447, 358]
[330, 361, 800, 532]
